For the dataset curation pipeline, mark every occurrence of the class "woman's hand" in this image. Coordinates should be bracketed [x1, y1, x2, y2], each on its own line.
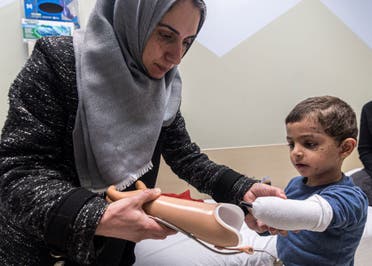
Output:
[243, 183, 286, 233]
[96, 188, 176, 242]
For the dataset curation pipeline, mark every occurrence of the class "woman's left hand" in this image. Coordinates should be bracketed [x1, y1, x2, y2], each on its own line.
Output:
[243, 183, 286, 233]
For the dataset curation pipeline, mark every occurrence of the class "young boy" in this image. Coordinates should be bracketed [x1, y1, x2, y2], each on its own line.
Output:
[251, 96, 368, 265]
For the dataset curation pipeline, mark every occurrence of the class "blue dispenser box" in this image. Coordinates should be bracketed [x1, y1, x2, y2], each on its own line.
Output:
[24, 0, 79, 27]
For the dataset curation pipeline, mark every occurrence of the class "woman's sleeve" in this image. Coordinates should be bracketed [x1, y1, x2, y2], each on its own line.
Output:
[160, 111, 258, 204]
[0, 38, 107, 264]
[358, 101, 372, 174]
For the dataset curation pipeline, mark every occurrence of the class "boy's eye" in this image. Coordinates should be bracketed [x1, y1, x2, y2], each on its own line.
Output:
[304, 142, 317, 149]
[287, 143, 294, 150]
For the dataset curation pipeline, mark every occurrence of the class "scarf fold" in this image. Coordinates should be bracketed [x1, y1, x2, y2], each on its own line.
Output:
[73, 0, 182, 191]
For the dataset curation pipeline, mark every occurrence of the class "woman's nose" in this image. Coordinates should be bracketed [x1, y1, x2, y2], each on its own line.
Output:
[165, 42, 183, 65]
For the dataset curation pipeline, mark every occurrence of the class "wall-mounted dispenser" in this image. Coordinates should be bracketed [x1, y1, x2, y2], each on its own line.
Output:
[22, 0, 79, 55]
[23, 0, 79, 27]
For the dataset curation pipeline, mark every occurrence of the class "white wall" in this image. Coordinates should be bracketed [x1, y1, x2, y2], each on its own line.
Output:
[179, 0, 372, 148]
[0, 0, 93, 128]
[1, 0, 372, 149]
[0, 1, 27, 128]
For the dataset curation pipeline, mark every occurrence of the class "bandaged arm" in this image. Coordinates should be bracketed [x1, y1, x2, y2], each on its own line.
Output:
[251, 195, 333, 232]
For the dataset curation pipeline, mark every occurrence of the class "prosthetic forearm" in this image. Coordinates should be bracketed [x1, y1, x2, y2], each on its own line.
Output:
[251, 195, 333, 232]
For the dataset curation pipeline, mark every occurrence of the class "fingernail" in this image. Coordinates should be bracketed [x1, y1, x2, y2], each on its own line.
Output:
[154, 188, 161, 194]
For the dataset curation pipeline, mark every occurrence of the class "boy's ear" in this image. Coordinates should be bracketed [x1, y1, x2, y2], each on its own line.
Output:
[339, 138, 357, 158]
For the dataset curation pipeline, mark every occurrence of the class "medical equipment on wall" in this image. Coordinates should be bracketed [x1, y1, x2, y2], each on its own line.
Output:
[21, 0, 79, 55]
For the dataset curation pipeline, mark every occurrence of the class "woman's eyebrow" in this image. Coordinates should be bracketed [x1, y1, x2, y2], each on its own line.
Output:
[158, 22, 197, 39]
[158, 22, 180, 35]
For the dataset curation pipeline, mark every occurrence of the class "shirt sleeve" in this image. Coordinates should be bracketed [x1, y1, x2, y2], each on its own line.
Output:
[320, 185, 368, 229]
[251, 194, 333, 231]
[0, 37, 106, 264]
[160, 111, 258, 204]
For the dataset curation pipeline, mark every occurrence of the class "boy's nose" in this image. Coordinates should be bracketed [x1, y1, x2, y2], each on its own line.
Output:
[292, 147, 304, 158]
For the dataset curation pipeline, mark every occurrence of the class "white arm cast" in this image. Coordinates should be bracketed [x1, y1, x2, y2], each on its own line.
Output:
[251, 195, 333, 232]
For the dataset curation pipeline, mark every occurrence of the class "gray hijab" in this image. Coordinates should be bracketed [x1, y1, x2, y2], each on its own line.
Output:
[73, 0, 187, 191]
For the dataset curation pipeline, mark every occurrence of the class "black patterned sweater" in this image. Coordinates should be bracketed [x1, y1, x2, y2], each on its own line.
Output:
[0, 36, 256, 265]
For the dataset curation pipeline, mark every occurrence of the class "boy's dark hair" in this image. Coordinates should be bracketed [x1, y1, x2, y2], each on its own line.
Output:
[285, 96, 358, 143]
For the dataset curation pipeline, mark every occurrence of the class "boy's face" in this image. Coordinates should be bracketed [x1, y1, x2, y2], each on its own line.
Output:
[286, 118, 344, 186]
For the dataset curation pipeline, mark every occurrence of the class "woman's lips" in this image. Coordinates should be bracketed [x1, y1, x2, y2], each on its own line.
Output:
[156, 63, 168, 73]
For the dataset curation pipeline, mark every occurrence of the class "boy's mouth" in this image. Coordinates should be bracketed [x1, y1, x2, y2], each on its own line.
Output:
[295, 163, 309, 171]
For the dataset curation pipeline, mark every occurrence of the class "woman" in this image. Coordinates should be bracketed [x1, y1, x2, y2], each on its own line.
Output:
[0, 0, 284, 265]
[352, 100, 372, 205]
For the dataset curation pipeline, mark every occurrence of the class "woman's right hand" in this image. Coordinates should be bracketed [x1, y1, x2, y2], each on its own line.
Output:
[95, 188, 176, 242]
